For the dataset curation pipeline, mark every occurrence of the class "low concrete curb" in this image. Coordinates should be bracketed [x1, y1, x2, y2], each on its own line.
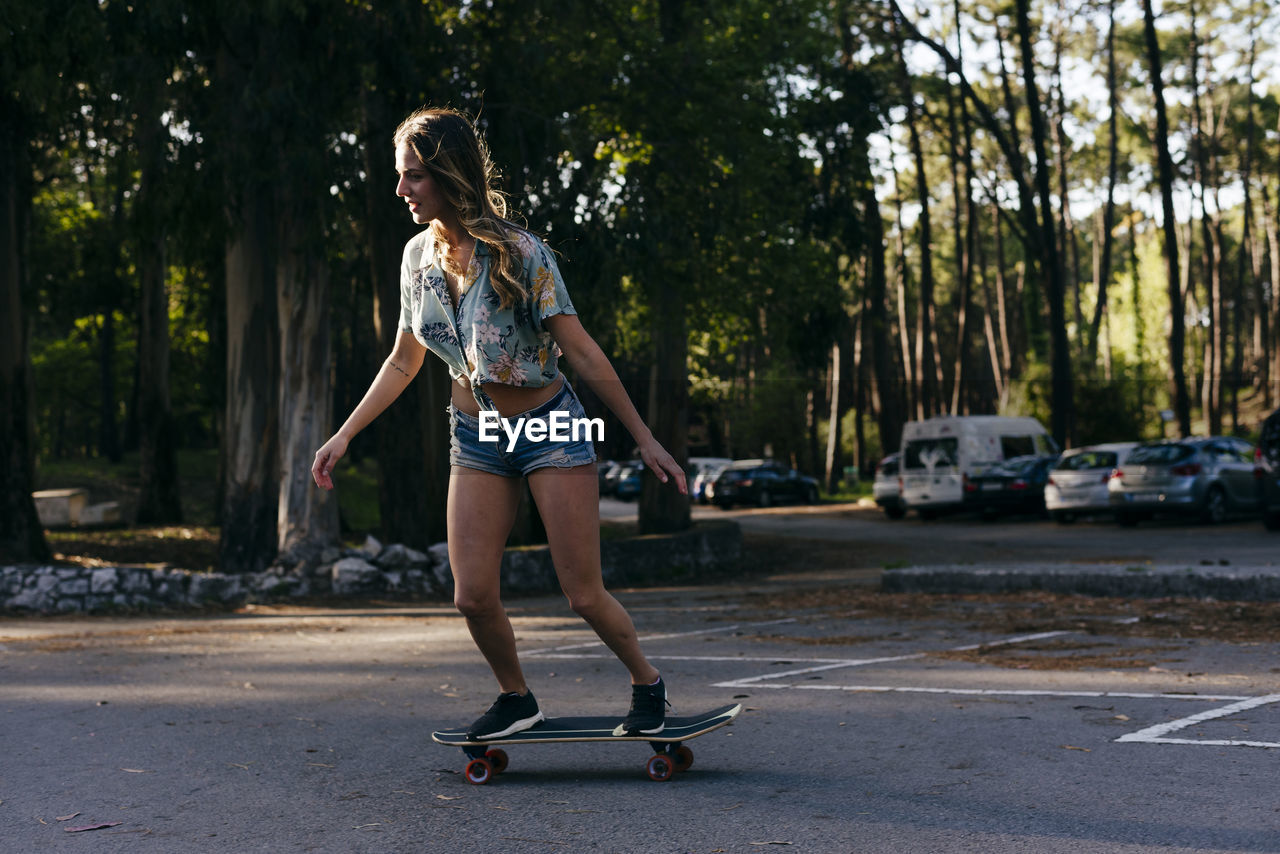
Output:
[882, 562, 1280, 601]
[0, 520, 741, 614]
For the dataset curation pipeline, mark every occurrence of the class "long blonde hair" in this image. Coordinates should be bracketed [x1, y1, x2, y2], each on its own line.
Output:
[393, 107, 526, 308]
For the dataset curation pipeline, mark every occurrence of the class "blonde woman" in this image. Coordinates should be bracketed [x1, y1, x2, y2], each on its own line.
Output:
[312, 108, 686, 739]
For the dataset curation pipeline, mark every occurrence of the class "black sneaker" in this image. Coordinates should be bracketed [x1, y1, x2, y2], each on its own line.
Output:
[467, 690, 544, 741]
[613, 677, 669, 736]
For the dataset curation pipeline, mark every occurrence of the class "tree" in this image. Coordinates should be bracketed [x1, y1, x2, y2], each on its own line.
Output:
[1141, 0, 1191, 437]
[1015, 0, 1073, 446]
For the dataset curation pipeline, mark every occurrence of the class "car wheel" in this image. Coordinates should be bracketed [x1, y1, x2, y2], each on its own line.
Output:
[757, 490, 772, 508]
[1265, 511, 1280, 531]
[1202, 486, 1228, 524]
[918, 508, 938, 521]
[805, 486, 819, 504]
[1117, 511, 1138, 527]
[1052, 510, 1076, 524]
[885, 505, 906, 520]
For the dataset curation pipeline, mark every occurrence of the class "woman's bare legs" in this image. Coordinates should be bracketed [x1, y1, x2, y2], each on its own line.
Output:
[527, 463, 661, 686]
[447, 466, 528, 694]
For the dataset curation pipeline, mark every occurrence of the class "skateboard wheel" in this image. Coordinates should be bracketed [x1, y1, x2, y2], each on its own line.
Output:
[673, 746, 694, 772]
[485, 748, 509, 774]
[464, 757, 494, 785]
[646, 754, 675, 782]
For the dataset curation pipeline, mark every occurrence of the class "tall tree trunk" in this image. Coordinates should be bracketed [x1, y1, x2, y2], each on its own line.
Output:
[947, 85, 972, 416]
[0, 95, 50, 563]
[1051, 23, 1082, 342]
[1141, 0, 1191, 437]
[361, 91, 448, 548]
[891, 157, 916, 420]
[863, 161, 898, 452]
[824, 340, 843, 493]
[1189, 1, 1221, 435]
[637, 1, 692, 535]
[98, 310, 121, 462]
[1015, 0, 1073, 446]
[1089, 0, 1119, 363]
[220, 178, 279, 573]
[134, 79, 183, 524]
[896, 40, 938, 418]
[274, 198, 339, 561]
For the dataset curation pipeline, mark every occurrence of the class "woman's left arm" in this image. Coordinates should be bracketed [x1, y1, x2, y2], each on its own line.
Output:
[545, 313, 687, 494]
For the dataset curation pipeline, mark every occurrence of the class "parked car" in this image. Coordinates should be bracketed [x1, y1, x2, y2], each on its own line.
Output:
[689, 457, 733, 505]
[1044, 442, 1138, 523]
[872, 453, 905, 519]
[597, 460, 620, 495]
[613, 462, 644, 501]
[899, 415, 1058, 519]
[1108, 436, 1260, 525]
[964, 454, 1060, 520]
[711, 459, 820, 509]
[1257, 408, 1280, 531]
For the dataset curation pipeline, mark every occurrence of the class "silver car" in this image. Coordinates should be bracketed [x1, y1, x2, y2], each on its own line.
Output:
[1107, 437, 1260, 525]
[872, 453, 905, 519]
[1045, 442, 1137, 523]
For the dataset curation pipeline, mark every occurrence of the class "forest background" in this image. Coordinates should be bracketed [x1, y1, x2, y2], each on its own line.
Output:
[3, 0, 1279, 573]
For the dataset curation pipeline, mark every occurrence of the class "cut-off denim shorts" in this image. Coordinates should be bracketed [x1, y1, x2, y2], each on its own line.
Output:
[449, 377, 599, 477]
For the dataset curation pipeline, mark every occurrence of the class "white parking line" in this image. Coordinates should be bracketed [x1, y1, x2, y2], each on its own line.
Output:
[523, 618, 797, 656]
[1114, 693, 1280, 748]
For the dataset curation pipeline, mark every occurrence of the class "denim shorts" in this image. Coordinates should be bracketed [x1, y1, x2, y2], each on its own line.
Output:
[449, 378, 599, 477]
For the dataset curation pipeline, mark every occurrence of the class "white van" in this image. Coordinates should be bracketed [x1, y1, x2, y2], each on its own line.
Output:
[899, 415, 1058, 519]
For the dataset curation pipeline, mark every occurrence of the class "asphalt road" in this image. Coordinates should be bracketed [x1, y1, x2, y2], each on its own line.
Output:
[4, 506, 1280, 853]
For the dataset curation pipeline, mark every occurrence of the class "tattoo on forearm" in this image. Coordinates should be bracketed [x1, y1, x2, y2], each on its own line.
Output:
[388, 360, 410, 378]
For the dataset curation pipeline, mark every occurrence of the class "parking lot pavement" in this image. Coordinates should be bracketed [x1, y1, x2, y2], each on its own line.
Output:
[5, 578, 1280, 853]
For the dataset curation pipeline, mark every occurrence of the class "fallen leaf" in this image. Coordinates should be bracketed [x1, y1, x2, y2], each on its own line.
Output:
[56, 813, 80, 822]
[228, 763, 252, 770]
[1114, 714, 1131, 722]
[1060, 745, 1091, 752]
[120, 768, 152, 774]
[65, 822, 123, 833]
[353, 823, 382, 830]
[436, 795, 463, 801]
[748, 842, 794, 847]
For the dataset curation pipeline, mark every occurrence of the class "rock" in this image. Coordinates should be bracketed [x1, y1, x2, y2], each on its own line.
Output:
[376, 544, 430, 568]
[90, 568, 119, 595]
[331, 557, 382, 595]
[358, 535, 383, 558]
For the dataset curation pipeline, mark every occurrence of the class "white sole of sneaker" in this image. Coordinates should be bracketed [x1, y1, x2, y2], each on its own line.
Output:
[471, 711, 545, 741]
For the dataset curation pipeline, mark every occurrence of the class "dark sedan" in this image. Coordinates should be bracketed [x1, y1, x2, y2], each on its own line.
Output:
[711, 459, 820, 509]
[964, 454, 1060, 520]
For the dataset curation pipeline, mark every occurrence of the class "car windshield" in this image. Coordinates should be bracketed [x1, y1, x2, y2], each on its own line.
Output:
[1056, 451, 1118, 471]
[904, 438, 958, 470]
[1127, 444, 1195, 465]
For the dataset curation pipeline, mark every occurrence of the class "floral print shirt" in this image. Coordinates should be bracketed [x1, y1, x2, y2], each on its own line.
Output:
[399, 227, 577, 410]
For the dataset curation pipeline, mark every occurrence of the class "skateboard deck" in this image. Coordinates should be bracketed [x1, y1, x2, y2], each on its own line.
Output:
[432, 703, 742, 784]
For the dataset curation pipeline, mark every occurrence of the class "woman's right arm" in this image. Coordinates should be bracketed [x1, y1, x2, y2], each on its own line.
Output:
[312, 330, 428, 490]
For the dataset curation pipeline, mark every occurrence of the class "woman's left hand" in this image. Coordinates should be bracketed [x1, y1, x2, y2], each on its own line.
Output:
[638, 439, 688, 495]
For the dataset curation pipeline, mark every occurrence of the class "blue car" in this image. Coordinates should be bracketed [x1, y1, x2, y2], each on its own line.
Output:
[613, 463, 644, 501]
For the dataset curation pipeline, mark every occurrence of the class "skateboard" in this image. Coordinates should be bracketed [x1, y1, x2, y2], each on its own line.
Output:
[432, 703, 742, 784]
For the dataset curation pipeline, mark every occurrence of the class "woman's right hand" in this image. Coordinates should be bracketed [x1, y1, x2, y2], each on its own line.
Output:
[312, 434, 350, 491]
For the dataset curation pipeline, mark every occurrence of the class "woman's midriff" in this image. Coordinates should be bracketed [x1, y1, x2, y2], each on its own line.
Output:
[451, 374, 565, 418]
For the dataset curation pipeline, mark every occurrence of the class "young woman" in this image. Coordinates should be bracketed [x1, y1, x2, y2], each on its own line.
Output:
[311, 107, 687, 740]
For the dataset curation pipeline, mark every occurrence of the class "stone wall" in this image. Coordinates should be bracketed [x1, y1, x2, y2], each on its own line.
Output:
[1, 520, 741, 614]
